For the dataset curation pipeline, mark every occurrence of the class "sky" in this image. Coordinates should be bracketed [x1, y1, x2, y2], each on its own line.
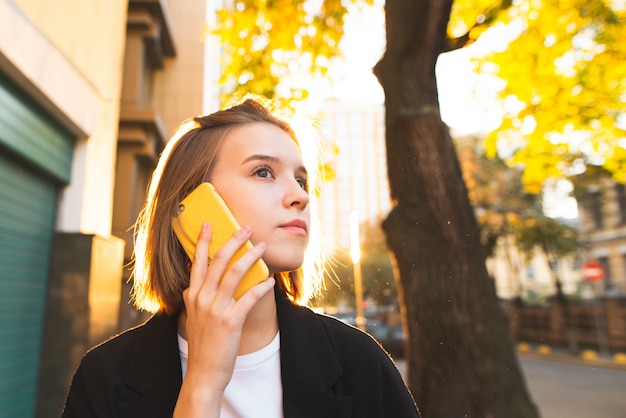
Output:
[325, 3, 579, 219]
[326, 2, 506, 136]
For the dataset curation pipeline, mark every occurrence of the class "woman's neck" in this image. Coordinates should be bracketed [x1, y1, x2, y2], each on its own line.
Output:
[238, 290, 279, 354]
[177, 289, 278, 356]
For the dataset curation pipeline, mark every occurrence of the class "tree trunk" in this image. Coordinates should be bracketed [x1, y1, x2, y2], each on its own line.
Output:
[374, 1, 540, 416]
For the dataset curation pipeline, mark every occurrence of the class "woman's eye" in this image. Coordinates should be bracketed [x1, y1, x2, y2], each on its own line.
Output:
[254, 166, 273, 179]
[297, 177, 308, 191]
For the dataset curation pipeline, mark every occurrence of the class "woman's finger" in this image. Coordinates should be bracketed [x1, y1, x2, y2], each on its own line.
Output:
[205, 226, 253, 272]
[195, 225, 254, 297]
[188, 221, 212, 296]
[231, 276, 276, 316]
[214, 241, 267, 300]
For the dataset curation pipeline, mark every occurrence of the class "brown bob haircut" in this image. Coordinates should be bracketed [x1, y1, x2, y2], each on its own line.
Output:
[131, 98, 305, 315]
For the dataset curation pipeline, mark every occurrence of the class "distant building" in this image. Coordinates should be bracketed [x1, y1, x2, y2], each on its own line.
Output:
[486, 235, 581, 300]
[576, 177, 626, 294]
[0, 0, 208, 415]
[455, 137, 583, 300]
[316, 99, 391, 251]
[485, 174, 626, 300]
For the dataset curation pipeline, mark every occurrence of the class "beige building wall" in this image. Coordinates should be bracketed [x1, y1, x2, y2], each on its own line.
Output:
[115, 0, 209, 331]
[1, 1, 129, 416]
[8, 0, 129, 237]
[487, 235, 581, 300]
[3, 0, 211, 236]
[578, 179, 626, 294]
[1, 1, 210, 415]
[153, 0, 207, 137]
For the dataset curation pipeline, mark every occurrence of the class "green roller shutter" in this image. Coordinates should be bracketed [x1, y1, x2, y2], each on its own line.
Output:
[0, 72, 74, 417]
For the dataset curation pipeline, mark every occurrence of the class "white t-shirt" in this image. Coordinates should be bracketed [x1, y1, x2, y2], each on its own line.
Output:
[177, 332, 283, 418]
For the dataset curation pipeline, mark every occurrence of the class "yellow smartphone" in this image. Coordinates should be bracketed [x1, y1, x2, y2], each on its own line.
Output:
[171, 182, 270, 300]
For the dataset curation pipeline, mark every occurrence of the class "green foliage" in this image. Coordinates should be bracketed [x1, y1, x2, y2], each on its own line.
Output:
[457, 135, 541, 256]
[447, 0, 513, 50]
[212, 0, 371, 111]
[515, 216, 579, 261]
[457, 134, 579, 291]
[471, 0, 626, 191]
[360, 217, 398, 305]
[212, 0, 624, 192]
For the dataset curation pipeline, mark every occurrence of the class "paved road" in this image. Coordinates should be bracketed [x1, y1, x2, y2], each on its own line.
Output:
[395, 355, 626, 418]
[520, 355, 626, 418]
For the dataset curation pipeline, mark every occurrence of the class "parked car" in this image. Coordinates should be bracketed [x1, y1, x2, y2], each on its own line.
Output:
[327, 311, 405, 358]
[366, 322, 405, 358]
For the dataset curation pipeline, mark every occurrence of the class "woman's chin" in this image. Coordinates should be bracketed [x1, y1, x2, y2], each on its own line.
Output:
[266, 259, 304, 276]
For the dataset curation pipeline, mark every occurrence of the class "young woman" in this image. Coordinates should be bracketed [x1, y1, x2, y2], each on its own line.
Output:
[62, 98, 420, 417]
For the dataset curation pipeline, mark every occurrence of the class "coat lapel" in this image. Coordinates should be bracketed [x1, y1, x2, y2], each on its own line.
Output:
[114, 292, 354, 418]
[117, 314, 183, 418]
[276, 291, 353, 417]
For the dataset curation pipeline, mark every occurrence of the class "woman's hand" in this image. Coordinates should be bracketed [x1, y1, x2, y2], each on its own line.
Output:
[173, 222, 275, 418]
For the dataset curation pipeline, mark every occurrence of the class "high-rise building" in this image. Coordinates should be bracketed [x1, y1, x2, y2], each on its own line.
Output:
[316, 99, 391, 252]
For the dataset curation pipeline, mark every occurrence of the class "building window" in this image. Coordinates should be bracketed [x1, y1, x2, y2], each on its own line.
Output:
[587, 190, 604, 229]
[615, 183, 626, 225]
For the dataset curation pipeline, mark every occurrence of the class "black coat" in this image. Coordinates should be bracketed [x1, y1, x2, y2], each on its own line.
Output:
[63, 290, 420, 417]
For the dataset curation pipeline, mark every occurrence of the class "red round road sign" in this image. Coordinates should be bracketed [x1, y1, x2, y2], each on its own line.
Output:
[582, 261, 605, 282]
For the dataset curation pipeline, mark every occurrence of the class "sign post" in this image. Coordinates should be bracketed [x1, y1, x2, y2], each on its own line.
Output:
[582, 260, 610, 357]
[582, 261, 605, 282]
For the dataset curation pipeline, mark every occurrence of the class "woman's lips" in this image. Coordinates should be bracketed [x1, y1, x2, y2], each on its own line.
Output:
[280, 219, 308, 235]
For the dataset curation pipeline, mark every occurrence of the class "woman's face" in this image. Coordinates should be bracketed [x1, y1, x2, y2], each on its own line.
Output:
[209, 122, 310, 274]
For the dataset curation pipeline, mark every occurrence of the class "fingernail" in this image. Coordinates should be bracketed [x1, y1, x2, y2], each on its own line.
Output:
[256, 242, 266, 250]
[243, 225, 252, 234]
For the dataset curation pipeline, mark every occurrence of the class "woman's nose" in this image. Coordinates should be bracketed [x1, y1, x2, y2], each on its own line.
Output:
[284, 179, 309, 209]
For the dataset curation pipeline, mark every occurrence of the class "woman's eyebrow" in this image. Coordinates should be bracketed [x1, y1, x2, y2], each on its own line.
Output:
[242, 154, 308, 175]
[241, 154, 278, 165]
[297, 165, 308, 176]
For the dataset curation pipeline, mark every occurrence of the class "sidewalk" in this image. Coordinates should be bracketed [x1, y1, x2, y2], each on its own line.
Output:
[515, 342, 626, 371]
[393, 343, 626, 377]
[394, 346, 626, 418]
[519, 352, 626, 418]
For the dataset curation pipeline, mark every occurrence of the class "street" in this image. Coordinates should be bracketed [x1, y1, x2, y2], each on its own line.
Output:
[520, 355, 626, 418]
[395, 355, 626, 417]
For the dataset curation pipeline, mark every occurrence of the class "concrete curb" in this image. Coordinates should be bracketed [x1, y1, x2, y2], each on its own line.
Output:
[516, 342, 626, 371]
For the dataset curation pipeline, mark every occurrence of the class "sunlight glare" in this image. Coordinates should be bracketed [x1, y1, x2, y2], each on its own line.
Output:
[289, 115, 327, 301]
[521, 115, 536, 135]
[543, 179, 579, 219]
